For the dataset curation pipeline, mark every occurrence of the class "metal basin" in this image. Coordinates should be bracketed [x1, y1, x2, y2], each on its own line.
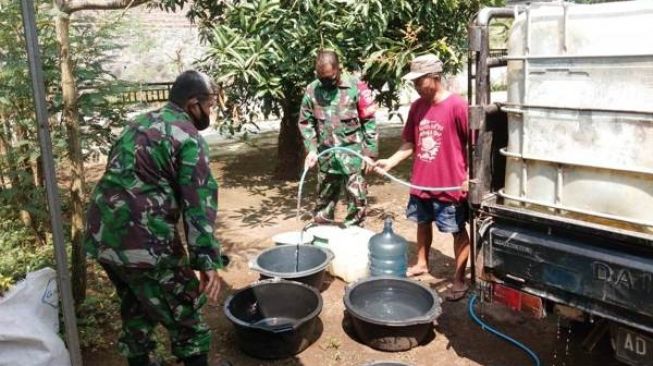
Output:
[344, 276, 441, 352]
[250, 244, 334, 290]
[224, 279, 322, 359]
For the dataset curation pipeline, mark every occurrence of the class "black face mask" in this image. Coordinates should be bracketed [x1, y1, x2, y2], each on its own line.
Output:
[319, 76, 337, 89]
[193, 103, 211, 131]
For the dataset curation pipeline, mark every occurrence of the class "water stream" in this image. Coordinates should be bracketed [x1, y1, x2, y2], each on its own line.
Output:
[553, 314, 562, 366]
[295, 240, 300, 272]
[552, 314, 574, 366]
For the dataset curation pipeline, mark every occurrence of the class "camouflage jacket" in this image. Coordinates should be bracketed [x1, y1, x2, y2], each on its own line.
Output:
[84, 103, 222, 272]
[298, 73, 378, 175]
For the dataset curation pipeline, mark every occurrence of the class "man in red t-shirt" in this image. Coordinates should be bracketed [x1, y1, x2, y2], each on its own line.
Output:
[375, 54, 469, 301]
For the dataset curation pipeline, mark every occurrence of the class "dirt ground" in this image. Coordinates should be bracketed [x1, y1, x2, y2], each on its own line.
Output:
[83, 134, 622, 366]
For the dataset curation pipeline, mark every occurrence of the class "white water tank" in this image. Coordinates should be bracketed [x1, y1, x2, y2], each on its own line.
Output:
[503, 1, 653, 232]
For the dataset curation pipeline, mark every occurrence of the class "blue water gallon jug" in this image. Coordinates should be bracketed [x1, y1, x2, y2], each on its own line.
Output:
[368, 218, 407, 277]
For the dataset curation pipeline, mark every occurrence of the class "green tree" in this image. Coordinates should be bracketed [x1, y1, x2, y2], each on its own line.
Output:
[198, 0, 503, 179]
[1, 0, 58, 235]
[0, 0, 127, 295]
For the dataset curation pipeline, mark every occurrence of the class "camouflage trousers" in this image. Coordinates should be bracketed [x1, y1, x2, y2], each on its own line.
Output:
[100, 263, 210, 360]
[315, 170, 368, 226]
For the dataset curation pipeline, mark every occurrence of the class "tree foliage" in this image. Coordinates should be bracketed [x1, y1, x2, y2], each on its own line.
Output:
[197, 0, 503, 177]
[0, 0, 127, 293]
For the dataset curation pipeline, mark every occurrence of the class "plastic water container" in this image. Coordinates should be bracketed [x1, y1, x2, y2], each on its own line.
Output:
[503, 1, 653, 233]
[305, 225, 342, 249]
[369, 218, 407, 277]
[328, 226, 373, 283]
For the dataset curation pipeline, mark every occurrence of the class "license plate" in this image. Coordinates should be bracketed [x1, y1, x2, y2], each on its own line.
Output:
[615, 326, 653, 366]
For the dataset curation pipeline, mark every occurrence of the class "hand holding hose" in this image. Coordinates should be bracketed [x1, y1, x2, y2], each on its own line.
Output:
[362, 156, 376, 174]
[374, 158, 397, 174]
[461, 179, 469, 192]
[304, 151, 318, 169]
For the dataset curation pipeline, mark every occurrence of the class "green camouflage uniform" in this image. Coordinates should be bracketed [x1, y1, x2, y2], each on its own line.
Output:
[101, 263, 210, 359]
[84, 102, 222, 359]
[298, 73, 378, 226]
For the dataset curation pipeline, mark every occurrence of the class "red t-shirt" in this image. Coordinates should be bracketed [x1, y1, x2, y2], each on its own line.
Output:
[402, 94, 469, 203]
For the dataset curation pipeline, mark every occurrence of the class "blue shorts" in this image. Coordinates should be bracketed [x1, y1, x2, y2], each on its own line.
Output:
[406, 195, 469, 233]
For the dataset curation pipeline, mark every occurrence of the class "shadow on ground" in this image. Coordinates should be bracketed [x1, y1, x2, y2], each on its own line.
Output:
[212, 135, 408, 230]
[212, 145, 307, 228]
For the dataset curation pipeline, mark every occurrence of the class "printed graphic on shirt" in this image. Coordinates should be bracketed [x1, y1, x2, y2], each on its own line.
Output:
[417, 119, 444, 162]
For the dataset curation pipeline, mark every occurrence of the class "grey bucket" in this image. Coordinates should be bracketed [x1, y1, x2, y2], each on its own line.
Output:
[344, 276, 441, 351]
[249, 244, 334, 290]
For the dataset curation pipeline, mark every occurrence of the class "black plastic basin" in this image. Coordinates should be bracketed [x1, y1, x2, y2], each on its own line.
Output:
[344, 276, 441, 352]
[224, 279, 323, 359]
[249, 244, 334, 290]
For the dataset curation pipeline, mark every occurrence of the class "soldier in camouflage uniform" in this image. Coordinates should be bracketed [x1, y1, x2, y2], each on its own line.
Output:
[84, 71, 227, 366]
[299, 50, 378, 226]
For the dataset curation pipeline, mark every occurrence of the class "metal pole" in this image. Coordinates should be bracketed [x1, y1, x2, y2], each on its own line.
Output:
[19, 0, 83, 365]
